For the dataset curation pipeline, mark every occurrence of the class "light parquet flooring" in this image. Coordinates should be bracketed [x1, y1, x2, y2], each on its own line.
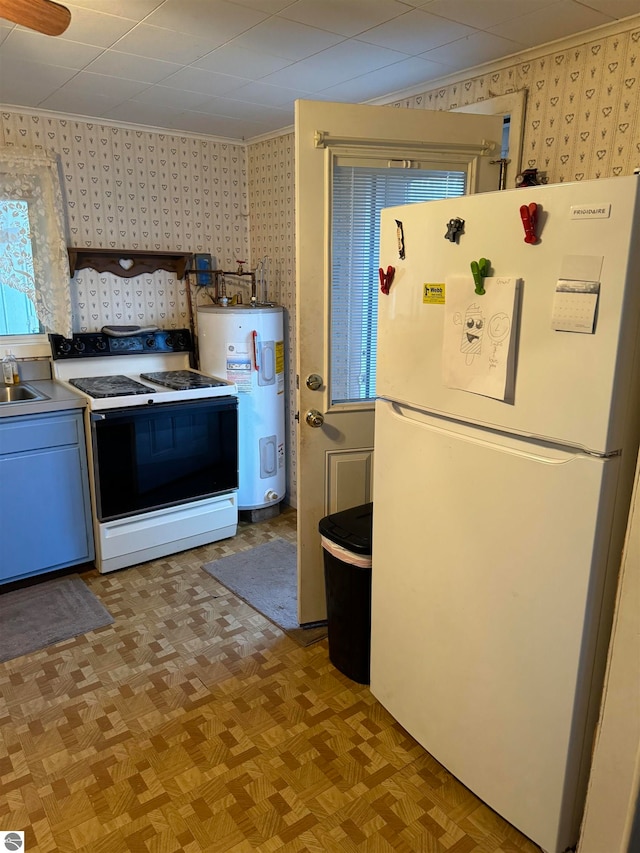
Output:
[0, 509, 542, 853]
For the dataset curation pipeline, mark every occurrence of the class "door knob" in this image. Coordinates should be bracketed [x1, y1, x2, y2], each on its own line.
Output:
[305, 409, 324, 428]
[306, 373, 323, 391]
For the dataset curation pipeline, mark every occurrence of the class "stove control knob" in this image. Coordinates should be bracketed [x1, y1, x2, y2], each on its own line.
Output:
[146, 337, 156, 348]
[96, 339, 107, 351]
[59, 340, 72, 354]
[74, 340, 85, 352]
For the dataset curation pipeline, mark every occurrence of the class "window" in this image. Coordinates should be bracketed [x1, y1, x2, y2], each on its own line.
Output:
[0, 146, 72, 343]
[330, 164, 466, 404]
[0, 199, 42, 335]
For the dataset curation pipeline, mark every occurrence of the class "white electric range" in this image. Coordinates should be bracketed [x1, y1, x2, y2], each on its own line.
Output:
[50, 328, 239, 573]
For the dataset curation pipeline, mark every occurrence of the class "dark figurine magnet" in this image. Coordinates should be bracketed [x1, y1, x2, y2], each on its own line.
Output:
[445, 217, 465, 243]
[395, 219, 405, 259]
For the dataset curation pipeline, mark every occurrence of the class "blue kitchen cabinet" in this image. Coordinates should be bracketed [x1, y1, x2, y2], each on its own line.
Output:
[0, 410, 95, 583]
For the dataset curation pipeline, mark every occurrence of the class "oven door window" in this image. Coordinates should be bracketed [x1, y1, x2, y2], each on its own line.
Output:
[91, 398, 238, 521]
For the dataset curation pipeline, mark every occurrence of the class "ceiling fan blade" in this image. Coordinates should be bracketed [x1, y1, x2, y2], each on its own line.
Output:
[0, 0, 71, 35]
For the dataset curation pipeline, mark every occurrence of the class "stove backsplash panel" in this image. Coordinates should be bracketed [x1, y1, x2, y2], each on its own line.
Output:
[72, 267, 190, 333]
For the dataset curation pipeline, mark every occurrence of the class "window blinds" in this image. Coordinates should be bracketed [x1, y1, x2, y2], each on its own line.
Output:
[330, 167, 466, 404]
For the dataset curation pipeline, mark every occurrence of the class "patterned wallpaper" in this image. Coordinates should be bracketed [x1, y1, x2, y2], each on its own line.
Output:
[389, 23, 640, 185]
[0, 112, 250, 332]
[247, 134, 297, 502]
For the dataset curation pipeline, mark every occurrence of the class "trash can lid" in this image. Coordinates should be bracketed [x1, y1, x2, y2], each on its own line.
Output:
[318, 502, 373, 555]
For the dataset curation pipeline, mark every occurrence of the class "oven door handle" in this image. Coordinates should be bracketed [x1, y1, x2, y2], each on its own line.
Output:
[89, 398, 237, 424]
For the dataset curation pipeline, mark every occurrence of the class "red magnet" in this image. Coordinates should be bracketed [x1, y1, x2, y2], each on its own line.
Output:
[520, 202, 539, 244]
[379, 265, 395, 295]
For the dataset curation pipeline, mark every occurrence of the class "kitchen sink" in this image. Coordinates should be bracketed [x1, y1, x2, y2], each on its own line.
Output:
[0, 383, 50, 404]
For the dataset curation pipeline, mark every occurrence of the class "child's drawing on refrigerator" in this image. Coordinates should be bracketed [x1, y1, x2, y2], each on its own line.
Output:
[443, 277, 520, 401]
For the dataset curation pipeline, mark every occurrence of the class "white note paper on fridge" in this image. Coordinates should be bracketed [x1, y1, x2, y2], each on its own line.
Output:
[442, 276, 520, 402]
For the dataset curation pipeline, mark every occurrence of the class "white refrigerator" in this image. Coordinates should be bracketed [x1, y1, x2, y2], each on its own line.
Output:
[371, 175, 640, 853]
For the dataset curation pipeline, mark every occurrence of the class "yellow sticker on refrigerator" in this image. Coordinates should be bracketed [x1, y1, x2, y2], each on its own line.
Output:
[423, 283, 446, 304]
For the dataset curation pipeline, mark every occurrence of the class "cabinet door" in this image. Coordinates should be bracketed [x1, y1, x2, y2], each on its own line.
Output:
[0, 417, 94, 582]
[2, 445, 93, 581]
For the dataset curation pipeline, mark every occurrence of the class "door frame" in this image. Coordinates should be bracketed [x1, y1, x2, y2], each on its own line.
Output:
[453, 90, 527, 188]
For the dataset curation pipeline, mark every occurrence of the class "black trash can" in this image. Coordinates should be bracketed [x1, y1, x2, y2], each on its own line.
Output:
[318, 502, 373, 685]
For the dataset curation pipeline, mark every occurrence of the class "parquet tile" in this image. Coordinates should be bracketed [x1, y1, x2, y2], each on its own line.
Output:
[0, 509, 541, 852]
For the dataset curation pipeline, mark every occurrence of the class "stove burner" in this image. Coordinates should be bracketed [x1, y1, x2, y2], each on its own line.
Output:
[140, 370, 226, 390]
[70, 375, 155, 398]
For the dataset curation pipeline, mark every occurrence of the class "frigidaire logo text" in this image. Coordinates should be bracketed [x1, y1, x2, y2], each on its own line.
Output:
[574, 207, 607, 215]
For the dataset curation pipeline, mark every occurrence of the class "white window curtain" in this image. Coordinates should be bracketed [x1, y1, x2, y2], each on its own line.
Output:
[0, 146, 72, 338]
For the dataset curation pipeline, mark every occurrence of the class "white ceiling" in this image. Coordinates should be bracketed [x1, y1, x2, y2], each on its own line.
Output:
[1, 0, 640, 141]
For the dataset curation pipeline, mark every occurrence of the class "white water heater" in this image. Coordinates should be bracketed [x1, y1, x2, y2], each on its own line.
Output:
[197, 305, 285, 511]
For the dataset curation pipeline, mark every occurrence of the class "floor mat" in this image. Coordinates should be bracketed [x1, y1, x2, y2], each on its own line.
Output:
[0, 574, 114, 663]
[202, 538, 327, 646]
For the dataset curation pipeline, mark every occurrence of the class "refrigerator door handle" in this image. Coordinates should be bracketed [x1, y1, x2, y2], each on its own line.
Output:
[385, 401, 604, 464]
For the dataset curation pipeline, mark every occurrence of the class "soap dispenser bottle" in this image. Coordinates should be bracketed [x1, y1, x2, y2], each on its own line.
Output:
[2, 350, 19, 385]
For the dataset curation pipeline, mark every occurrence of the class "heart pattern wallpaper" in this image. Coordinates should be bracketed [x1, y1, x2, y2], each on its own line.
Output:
[1, 113, 249, 333]
[392, 24, 640, 186]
